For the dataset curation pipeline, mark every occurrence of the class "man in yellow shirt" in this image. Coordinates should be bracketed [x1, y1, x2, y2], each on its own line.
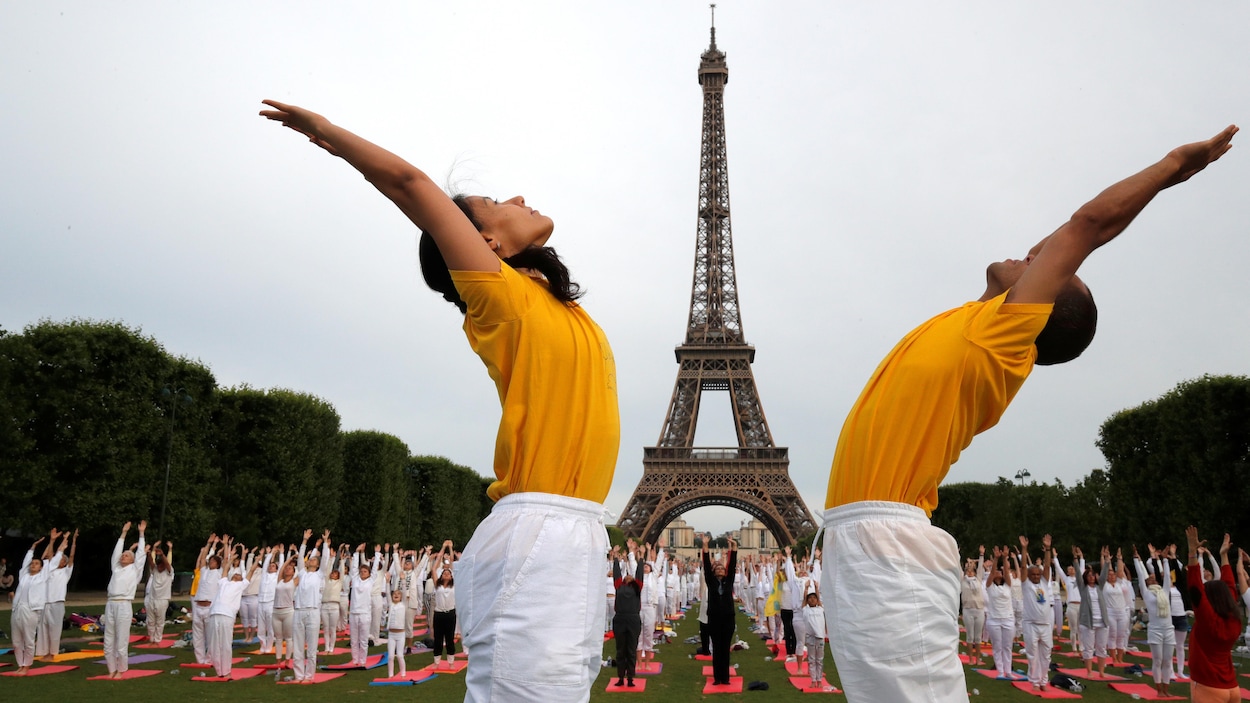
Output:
[820, 126, 1237, 703]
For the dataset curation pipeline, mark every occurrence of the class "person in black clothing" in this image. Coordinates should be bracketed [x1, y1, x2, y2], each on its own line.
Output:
[703, 533, 738, 685]
[611, 542, 645, 687]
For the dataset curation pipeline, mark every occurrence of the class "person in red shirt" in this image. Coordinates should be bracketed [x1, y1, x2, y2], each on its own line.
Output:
[1183, 526, 1242, 703]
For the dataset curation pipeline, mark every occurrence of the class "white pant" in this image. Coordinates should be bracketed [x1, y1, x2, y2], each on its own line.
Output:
[962, 607, 986, 650]
[370, 594, 386, 640]
[387, 631, 407, 677]
[209, 614, 236, 676]
[321, 602, 340, 652]
[292, 607, 319, 680]
[457, 492, 608, 703]
[1079, 623, 1108, 659]
[103, 600, 133, 674]
[240, 595, 259, 629]
[639, 604, 657, 653]
[1173, 627, 1187, 678]
[272, 607, 293, 659]
[821, 501, 965, 703]
[192, 602, 212, 663]
[11, 604, 40, 668]
[1023, 621, 1053, 686]
[144, 597, 168, 643]
[258, 600, 275, 651]
[805, 632, 825, 683]
[986, 617, 1015, 677]
[1107, 611, 1130, 650]
[350, 612, 370, 665]
[1066, 603, 1081, 648]
[36, 601, 65, 657]
[794, 605, 808, 658]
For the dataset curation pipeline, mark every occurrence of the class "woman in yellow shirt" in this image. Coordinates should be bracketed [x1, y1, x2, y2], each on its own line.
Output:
[261, 100, 620, 703]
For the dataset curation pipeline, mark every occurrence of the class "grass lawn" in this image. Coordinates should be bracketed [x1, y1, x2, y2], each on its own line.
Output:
[0, 603, 1239, 701]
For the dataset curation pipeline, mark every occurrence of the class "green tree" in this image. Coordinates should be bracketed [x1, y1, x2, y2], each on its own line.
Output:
[406, 455, 490, 548]
[339, 430, 410, 546]
[211, 386, 344, 546]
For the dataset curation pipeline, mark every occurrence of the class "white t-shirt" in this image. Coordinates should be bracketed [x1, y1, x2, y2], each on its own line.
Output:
[1021, 579, 1053, 625]
[986, 583, 1014, 620]
[434, 585, 455, 612]
[210, 577, 250, 617]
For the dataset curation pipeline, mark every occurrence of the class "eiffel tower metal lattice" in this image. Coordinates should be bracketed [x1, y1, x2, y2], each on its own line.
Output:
[616, 13, 816, 546]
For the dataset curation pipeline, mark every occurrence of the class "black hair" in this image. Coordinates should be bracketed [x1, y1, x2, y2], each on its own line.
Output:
[1035, 281, 1097, 366]
[418, 195, 583, 314]
[1195, 578, 1239, 623]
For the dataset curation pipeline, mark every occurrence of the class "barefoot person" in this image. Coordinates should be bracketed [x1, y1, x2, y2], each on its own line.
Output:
[819, 126, 1237, 702]
[104, 521, 147, 679]
[261, 100, 620, 702]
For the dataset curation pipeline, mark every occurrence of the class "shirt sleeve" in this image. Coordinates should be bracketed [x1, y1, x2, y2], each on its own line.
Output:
[963, 292, 1052, 357]
[450, 264, 539, 326]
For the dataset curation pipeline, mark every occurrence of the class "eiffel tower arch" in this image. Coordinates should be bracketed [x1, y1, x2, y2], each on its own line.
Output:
[617, 13, 816, 547]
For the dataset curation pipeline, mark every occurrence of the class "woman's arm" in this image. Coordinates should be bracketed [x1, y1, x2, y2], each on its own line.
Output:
[259, 101, 498, 272]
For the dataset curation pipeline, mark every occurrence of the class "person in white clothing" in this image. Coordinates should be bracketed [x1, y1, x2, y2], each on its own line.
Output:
[321, 557, 345, 654]
[272, 548, 298, 666]
[103, 521, 147, 679]
[192, 534, 223, 665]
[256, 547, 278, 653]
[37, 529, 75, 661]
[984, 547, 1018, 679]
[350, 545, 382, 666]
[292, 529, 333, 682]
[239, 547, 262, 644]
[143, 539, 173, 644]
[386, 589, 409, 678]
[1061, 554, 1083, 653]
[801, 592, 830, 690]
[1102, 549, 1132, 667]
[1073, 546, 1110, 679]
[430, 541, 459, 668]
[1020, 535, 1055, 691]
[11, 535, 53, 675]
[960, 550, 988, 668]
[206, 538, 261, 678]
[1133, 544, 1176, 698]
[370, 544, 390, 645]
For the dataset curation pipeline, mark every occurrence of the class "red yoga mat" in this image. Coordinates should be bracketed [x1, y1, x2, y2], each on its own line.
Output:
[134, 640, 178, 649]
[703, 677, 744, 694]
[277, 672, 345, 684]
[604, 678, 647, 692]
[1010, 681, 1081, 698]
[1058, 667, 1125, 681]
[191, 668, 265, 682]
[181, 658, 245, 669]
[635, 661, 662, 675]
[785, 659, 810, 675]
[693, 654, 712, 661]
[87, 669, 163, 681]
[1107, 683, 1185, 700]
[0, 665, 79, 677]
[788, 676, 841, 693]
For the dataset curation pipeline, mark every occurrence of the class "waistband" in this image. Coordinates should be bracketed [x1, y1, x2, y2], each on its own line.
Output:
[821, 500, 929, 528]
[493, 491, 606, 520]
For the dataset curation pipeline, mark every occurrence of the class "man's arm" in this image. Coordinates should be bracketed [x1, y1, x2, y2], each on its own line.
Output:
[1008, 125, 1237, 305]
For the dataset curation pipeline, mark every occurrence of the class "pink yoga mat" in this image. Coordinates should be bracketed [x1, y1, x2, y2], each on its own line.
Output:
[604, 678, 647, 692]
[973, 668, 1026, 681]
[181, 658, 244, 668]
[323, 653, 387, 670]
[785, 659, 810, 675]
[0, 665, 78, 677]
[703, 677, 743, 694]
[277, 672, 344, 684]
[87, 669, 163, 681]
[191, 668, 265, 682]
[789, 676, 841, 693]
[1107, 682, 1185, 700]
[1010, 681, 1081, 698]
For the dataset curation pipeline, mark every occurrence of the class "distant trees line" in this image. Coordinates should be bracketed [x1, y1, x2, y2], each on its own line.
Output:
[0, 319, 492, 588]
[933, 374, 1250, 561]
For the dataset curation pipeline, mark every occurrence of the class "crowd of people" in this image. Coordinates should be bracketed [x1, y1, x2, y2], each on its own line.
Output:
[959, 529, 1250, 700]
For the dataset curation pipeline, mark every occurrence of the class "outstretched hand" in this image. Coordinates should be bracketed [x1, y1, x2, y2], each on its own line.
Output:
[260, 100, 340, 156]
[1164, 125, 1238, 188]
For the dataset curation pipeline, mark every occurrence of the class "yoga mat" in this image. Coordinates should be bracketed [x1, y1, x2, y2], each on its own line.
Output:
[1107, 683, 1185, 700]
[694, 653, 712, 661]
[182, 658, 244, 668]
[0, 649, 12, 656]
[191, 668, 265, 682]
[255, 661, 291, 670]
[134, 640, 177, 649]
[371, 672, 438, 685]
[788, 676, 841, 693]
[50, 651, 106, 662]
[415, 660, 467, 676]
[1058, 667, 1125, 681]
[701, 665, 741, 676]
[322, 652, 387, 670]
[128, 635, 146, 643]
[1241, 689, 1250, 699]
[785, 659, 810, 675]
[973, 668, 1026, 680]
[703, 677, 743, 694]
[1143, 670, 1190, 682]
[87, 669, 163, 681]
[0, 665, 79, 677]
[231, 637, 259, 645]
[412, 628, 428, 637]
[605, 678, 647, 692]
[277, 672, 344, 684]
[0, 664, 8, 669]
[635, 661, 662, 675]
[94, 654, 173, 665]
[1010, 681, 1081, 698]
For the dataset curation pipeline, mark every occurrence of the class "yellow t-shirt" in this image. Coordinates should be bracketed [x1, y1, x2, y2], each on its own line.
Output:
[450, 263, 620, 503]
[825, 292, 1052, 515]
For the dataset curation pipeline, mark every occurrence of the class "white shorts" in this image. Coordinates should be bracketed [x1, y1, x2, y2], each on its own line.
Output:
[821, 501, 965, 703]
[457, 492, 608, 703]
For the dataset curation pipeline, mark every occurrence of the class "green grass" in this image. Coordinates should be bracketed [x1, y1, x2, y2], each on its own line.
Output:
[0, 604, 1239, 701]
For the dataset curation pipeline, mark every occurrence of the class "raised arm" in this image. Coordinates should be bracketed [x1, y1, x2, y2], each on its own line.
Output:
[114, 522, 130, 568]
[259, 101, 498, 272]
[1007, 126, 1238, 306]
[1236, 549, 1249, 597]
[320, 531, 333, 576]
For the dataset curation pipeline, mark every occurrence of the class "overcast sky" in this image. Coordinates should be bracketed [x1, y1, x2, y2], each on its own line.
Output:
[4, 2, 1247, 536]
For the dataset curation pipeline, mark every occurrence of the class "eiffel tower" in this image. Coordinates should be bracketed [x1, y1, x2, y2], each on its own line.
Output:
[616, 11, 816, 546]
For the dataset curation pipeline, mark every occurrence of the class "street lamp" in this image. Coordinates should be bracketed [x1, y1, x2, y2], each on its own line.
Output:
[159, 385, 193, 541]
[1014, 469, 1031, 487]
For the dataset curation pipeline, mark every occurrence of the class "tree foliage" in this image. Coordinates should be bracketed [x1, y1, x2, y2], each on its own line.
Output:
[406, 455, 492, 549]
[339, 430, 410, 546]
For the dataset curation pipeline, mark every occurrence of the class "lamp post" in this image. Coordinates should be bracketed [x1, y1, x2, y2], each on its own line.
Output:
[1014, 468, 1031, 536]
[1014, 469, 1031, 487]
[159, 385, 193, 541]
